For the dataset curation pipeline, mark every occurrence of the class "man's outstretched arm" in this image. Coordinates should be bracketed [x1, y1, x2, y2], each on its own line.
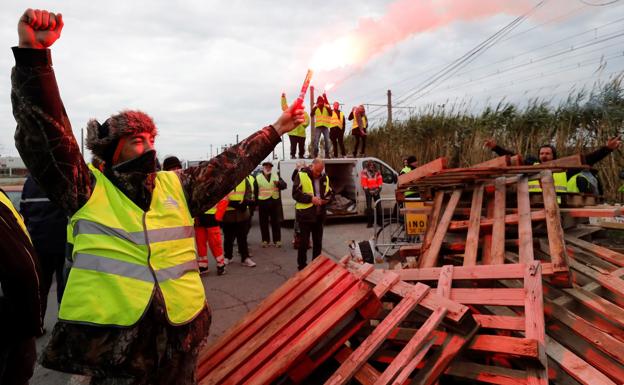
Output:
[12, 9, 92, 216]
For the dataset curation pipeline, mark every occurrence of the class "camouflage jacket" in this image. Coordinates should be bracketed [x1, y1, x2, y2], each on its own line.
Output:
[11, 46, 281, 378]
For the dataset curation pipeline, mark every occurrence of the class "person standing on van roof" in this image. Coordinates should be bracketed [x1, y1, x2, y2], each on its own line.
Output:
[20, 174, 68, 317]
[311, 94, 332, 158]
[0, 188, 45, 385]
[282, 93, 310, 159]
[255, 161, 287, 247]
[349, 105, 368, 157]
[361, 162, 383, 228]
[329, 101, 346, 158]
[292, 158, 334, 270]
[11, 8, 304, 383]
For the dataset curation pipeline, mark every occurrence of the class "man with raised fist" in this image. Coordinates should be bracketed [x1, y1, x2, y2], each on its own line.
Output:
[11, 8, 304, 384]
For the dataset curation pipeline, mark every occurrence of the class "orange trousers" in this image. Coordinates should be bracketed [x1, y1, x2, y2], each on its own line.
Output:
[195, 225, 224, 266]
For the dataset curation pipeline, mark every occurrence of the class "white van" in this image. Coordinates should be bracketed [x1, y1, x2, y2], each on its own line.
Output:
[278, 157, 399, 221]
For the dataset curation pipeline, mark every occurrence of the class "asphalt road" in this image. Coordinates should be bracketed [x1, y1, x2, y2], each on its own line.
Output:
[31, 215, 376, 384]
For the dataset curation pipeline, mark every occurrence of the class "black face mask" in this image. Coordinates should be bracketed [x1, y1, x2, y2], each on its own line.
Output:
[112, 149, 157, 175]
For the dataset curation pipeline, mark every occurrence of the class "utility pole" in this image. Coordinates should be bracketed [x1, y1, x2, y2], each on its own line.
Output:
[387, 89, 392, 127]
[81, 128, 84, 155]
[236, 134, 239, 144]
[210, 144, 213, 158]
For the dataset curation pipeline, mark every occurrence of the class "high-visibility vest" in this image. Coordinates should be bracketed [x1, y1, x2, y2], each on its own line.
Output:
[314, 106, 331, 128]
[360, 170, 382, 190]
[295, 172, 331, 210]
[0, 190, 31, 242]
[60, 166, 205, 326]
[226, 178, 248, 211]
[400, 166, 412, 175]
[257, 173, 280, 200]
[281, 95, 310, 138]
[330, 110, 345, 129]
[567, 170, 599, 195]
[527, 163, 567, 194]
[352, 113, 367, 130]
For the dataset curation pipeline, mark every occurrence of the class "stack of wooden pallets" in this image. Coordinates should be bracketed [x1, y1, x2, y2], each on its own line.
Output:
[196, 155, 623, 384]
[391, 156, 624, 384]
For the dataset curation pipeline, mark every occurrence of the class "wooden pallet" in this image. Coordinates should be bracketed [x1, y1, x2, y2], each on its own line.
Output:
[324, 260, 479, 385]
[197, 256, 381, 385]
[395, 262, 549, 385]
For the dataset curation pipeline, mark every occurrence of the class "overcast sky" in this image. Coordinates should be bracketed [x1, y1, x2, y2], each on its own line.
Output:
[0, 0, 622, 162]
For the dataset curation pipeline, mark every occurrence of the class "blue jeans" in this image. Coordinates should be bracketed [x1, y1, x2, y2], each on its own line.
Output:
[313, 127, 330, 158]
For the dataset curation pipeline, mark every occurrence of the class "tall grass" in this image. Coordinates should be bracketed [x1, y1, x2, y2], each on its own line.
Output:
[360, 75, 624, 201]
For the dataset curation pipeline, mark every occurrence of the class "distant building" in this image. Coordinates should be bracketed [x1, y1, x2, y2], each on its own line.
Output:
[0, 156, 28, 177]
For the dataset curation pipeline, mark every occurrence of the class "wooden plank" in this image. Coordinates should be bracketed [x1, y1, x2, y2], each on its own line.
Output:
[544, 299, 624, 364]
[560, 207, 623, 217]
[539, 154, 583, 168]
[524, 262, 548, 384]
[449, 210, 546, 231]
[198, 256, 336, 377]
[398, 157, 448, 186]
[324, 284, 430, 385]
[450, 288, 525, 306]
[421, 191, 444, 262]
[349, 262, 472, 328]
[206, 267, 355, 384]
[517, 176, 535, 264]
[239, 280, 375, 385]
[472, 155, 511, 168]
[464, 184, 484, 266]
[473, 314, 526, 331]
[375, 307, 447, 385]
[334, 346, 380, 385]
[489, 177, 507, 265]
[390, 339, 435, 385]
[446, 361, 528, 385]
[410, 327, 479, 385]
[436, 265, 453, 298]
[420, 189, 463, 268]
[547, 319, 624, 384]
[397, 263, 554, 281]
[564, 235, 624, 267]
[373, 270, 401, 298]
[569, 259, 624, 298]
[561, 287, 624, 329]
[545, 335, 617, 385]
[540, 171, 570, 273]
[481, 192, 495, 265]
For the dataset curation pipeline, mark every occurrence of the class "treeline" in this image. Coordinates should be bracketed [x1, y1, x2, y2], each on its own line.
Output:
[359, 75, 624, 201]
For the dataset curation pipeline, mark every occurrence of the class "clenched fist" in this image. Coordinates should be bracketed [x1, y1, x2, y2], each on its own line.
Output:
[18, 8, 64, 49]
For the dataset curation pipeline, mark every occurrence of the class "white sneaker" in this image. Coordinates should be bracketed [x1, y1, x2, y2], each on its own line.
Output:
[224, 258, 231, 265]
[241, 258, 257, 267]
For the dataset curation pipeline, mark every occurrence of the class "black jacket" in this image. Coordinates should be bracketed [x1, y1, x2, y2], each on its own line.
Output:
[0, 189, 44, 339]
[20, 175, 68, 256]
[292, 168, 334, 223]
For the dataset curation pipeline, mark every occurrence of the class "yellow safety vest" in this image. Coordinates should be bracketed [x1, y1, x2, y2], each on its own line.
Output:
[257, 173, 279, 200]
[295, 172, 331, 210]
[314, 107, 331, 128]
[226, 178, 248, 211]
[281, 95, 310, 138]
[60, 166, 205, 326]
[400, 166, 412, 175]
[0, 191, 31, 242]
[527, 163, 567, 194]
[352, 113, 368, 131]
[567, 171, 599, 195]
[330, 110, 345, 129]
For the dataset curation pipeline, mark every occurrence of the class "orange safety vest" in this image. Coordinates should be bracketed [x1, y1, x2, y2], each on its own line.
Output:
[360, 170, 382, 189]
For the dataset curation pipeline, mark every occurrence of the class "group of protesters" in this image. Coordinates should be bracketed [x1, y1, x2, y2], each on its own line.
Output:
[3, 7, 623, 385]
[281, 92, 369, 160]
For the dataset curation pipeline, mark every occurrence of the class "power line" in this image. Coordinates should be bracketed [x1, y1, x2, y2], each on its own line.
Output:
[578, 0, 620, 6]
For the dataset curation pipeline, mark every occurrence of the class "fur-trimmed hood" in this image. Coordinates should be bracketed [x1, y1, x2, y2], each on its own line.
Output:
[85, 110, 158, 162]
